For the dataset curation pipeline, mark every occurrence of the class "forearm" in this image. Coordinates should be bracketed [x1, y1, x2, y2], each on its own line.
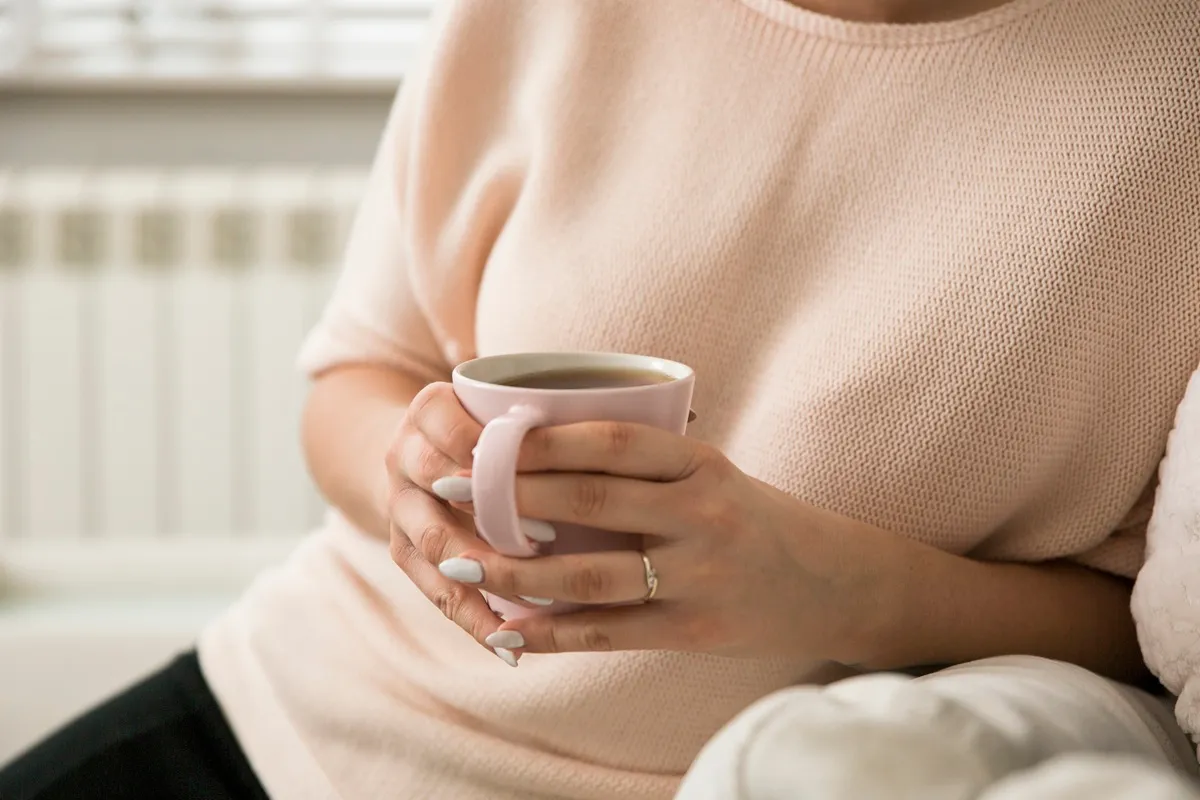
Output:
[302, 365, 426, 540]
[842, 520, 1147, 684]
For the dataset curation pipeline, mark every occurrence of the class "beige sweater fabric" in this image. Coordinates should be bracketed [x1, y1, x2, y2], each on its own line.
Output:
[198, 1, 1200, 797]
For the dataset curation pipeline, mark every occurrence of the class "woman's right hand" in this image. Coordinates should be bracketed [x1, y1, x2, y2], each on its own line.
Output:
[382, 381, 554, 663]
[382, 382, 507, 647]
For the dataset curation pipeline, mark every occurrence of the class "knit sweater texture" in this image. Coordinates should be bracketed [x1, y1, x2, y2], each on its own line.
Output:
[199, 1, 1200, 796]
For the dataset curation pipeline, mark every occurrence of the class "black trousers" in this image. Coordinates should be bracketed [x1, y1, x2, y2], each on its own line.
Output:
[0, 651, 269, 800]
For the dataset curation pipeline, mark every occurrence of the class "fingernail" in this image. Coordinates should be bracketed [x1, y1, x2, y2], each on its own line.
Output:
[431, 476, 473, 503]
[519, 596, 554, 606]
[438, 557, 484, 584]
[494, 647, 519, 668]
[519, 518, 556, 543]
[486, 630, 525, 649]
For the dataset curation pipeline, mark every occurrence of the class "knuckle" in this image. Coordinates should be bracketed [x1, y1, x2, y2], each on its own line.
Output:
[469, 620, 495, 646]
[567, 476, 607, 520]
[682, 611, 725, 651]
[388, 479, 420, 513]
[444, 416, 478, 462]
[414, 443, 447, 485]
[485, 563, 514, 595]
[406, 384, 436, 421]
[521, 428, 555, 468]
[545, 622, 567, 654]
[388, 534, 417, 570]
[580, 624, 613, 652]
[695, 493, 738, 531]
[689, 546, 727, 587]
[429, 382, 458, 411]
[408, 382, 451, 424]
[417, 520, 456, 563]
[384, 481, 413, 527]
[563, 563, 610, 603]
[671, 444, 715, 482]
[599, 421, 634, 457]
[457, 608, 492, 645]
[429, 583, 469, 623]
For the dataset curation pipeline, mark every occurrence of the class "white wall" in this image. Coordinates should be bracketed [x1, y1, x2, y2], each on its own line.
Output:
[0, 85, 390, 764]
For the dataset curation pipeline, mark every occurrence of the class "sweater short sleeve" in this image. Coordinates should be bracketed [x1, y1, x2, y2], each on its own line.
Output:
[295, 81, 452, 386]
[296, 0, 496, 385]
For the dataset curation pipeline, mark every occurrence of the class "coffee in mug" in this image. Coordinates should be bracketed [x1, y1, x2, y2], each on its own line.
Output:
[497, 366, 676, 390]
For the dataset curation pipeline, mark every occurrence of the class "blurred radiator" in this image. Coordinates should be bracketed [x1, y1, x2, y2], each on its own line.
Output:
[0, 169, 366, 548]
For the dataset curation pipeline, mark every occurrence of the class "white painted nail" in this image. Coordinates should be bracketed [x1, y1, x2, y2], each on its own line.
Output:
[438, 557, 484, 584]
[520, 596, 554, 607]
[431, 476, 473, 503]
[494, 647, 519, 668]
[519, 518, 556, 543]
[486, 631, 525, 649]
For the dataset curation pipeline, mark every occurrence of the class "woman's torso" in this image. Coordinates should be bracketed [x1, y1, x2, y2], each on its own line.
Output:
[457, 0, 1200, 571]
[201, 1, 1200, 797]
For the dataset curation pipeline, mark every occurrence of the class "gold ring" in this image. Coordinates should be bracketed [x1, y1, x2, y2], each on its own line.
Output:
[640, 552, 659, 602]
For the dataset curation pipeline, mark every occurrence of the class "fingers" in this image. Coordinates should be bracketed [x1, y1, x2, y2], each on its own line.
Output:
[389, 484, 548, 604]
[430, 469, 690, 538]
[518, 421, 708, 481]
[399, 429, 460, 491]
[388, 481, 515, 656]
[514, 473, 689, 537]
[406, 382, 482, 468]
[444, 547, 662, 606]
[490, 604, 681, 654]
[390, 528, 503, 650]
[389, 481, 484, 567]
[386, 382, 481, 491]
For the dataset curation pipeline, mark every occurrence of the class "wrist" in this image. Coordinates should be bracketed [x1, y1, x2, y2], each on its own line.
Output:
[838, 530, 1001, 672]
[823, 517, 926, 670]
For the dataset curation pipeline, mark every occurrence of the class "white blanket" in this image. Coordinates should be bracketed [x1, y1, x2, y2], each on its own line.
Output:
[677, 656, 1198, 799]
[1135, 367, 1200, 757]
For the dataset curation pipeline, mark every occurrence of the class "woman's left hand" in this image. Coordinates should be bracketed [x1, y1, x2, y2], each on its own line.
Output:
[432, 422, 888, 664]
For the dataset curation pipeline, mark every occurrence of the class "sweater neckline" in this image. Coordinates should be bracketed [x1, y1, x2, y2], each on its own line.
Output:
[736, 0, 1061, 46]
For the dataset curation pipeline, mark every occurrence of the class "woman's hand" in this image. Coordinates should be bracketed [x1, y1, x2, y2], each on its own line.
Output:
[382, 381, 554, 662]
[432, 421, 886, 664]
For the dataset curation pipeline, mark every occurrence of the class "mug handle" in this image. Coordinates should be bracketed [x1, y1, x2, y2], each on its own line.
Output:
[471, 405, 549, 557]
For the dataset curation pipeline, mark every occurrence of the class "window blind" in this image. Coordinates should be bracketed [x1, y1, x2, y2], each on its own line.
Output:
[0, 0, 435, 83]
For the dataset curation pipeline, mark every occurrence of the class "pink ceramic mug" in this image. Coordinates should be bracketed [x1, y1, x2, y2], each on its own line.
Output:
[452, 352, 695, 620]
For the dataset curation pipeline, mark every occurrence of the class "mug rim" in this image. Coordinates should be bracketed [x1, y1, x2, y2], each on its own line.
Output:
[452, 351, 694, 392]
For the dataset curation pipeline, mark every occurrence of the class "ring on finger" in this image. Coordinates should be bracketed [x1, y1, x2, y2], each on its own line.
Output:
[640, 551, 659, 602]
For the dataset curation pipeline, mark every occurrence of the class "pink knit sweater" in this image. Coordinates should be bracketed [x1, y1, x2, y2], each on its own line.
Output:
[199, 1, 1200, 797]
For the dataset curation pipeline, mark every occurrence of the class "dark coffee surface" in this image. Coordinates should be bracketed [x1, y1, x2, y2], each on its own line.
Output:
[497, 366, 675, 390]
